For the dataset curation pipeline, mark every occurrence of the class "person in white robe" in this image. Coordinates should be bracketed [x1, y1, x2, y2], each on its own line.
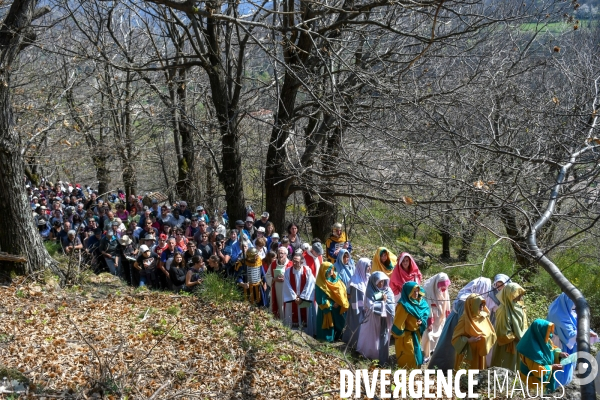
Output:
[266, 246, 292, 320]
[421, 272, 451, 360]
[283, 252, 316, 330]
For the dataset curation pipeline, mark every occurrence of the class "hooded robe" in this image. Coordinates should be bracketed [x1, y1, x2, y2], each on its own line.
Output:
[315, 262, 349, 342]
[391, 281, 430, 368]
[491, 282, 528, 371]
[390, 252, 423, 302]
[342, 258, 371, 347]
[428, 277, 496, 372]
[452, 294, 496, 370]
[356, 271, 396, 365]
[421, 272, 451, 356]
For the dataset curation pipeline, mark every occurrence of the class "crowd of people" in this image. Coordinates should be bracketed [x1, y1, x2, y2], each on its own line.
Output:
[28, 180, 597, 395]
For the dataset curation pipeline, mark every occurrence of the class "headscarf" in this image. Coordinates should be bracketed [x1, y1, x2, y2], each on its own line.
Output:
[452, 294, 496, 355]
[334, 249, 356, 288]
[495, 282, 528, 341]
[390, 252, 422, 295]
[396, 281, 430, 367]
[454, 277, 496, 312]
[516, 319, 559, 392]
[364, 271, 395, 319]
[348, 258, 371, 312]
[316, 262, 349, 314]
[371, 247, 397, 277]
[422, 272, 451, 320]
[547, 293, 577, 347]
[398, 281, 430, 336]
[490, 274, 511, 308]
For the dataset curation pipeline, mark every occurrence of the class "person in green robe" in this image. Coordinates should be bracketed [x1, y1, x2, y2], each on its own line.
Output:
[315, 262, 349, 342]
[490, 282, 528, 371]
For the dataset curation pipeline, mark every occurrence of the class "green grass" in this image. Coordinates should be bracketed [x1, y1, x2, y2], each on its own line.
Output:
[195, 273, 243, 303]
[44, 240, 62, 257]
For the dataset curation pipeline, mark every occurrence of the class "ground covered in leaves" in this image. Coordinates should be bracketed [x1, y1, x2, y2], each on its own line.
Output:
[0, 274, 348, 399]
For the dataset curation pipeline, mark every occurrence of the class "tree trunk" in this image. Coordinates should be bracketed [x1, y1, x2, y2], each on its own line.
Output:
[122, 161, 137, 198]
[440, 214, 452, 260]
[302, 190, 336, 241]
[457, 220, 477, 262]
[205, 159, 215, 213]
[500, 205, 534, 274]
[0, 0, 62, 280]
[93, 154, 111, 200]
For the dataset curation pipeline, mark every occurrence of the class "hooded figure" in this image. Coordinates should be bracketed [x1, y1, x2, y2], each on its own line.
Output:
[428, 277, 495, 372]
[451, 294, 496, 369]
[421, 272, 451, 357]
[315, 262, 349, 342]
[356, 271, 395, 365]
[491, 282, 528, 371]
[486, 273, 511, 366]
[370, 247, 397, 278]
[547, 293, 598, 386]
[334, 249, 355, 288]
[342, 258, 371, 347]
[390, 252, 423, 302]
[391, 281, 430, 368]
[517, 319, 562, 394]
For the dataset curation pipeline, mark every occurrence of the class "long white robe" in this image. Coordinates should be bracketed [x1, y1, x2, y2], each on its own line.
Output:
[266, 262, 288, 320]
[283, 266, 315, 328]
[421, 273, 451, 357]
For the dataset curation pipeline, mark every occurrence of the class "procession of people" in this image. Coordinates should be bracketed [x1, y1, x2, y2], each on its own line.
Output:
[28, 179, 597, 395]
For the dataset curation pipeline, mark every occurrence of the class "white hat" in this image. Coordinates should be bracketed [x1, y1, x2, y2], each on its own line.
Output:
[257, 227, 265, 233]
[246, 216, 254, 222]
[118, 235, 132, 246]
[272, 233, 280, 239]
[140, 244, 150, 252]
[180, 201, 187, 206]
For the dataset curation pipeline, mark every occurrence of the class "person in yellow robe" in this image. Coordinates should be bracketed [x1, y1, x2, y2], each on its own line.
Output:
[451, 294, 497, 370]
[516, 319, 567, 395]
[391, 281, 430, 368]
[371, 247, 397, 278]
[491, 282, 528, 371]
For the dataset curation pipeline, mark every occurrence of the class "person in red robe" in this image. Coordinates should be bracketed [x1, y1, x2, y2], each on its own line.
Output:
[283, 252, 316, 328]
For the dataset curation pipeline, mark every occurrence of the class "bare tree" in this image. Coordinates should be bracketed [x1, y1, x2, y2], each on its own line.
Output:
[0, 0, 63, 279]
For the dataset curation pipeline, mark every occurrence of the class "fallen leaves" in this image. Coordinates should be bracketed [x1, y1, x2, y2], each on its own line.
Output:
[0, 277, 345, 399]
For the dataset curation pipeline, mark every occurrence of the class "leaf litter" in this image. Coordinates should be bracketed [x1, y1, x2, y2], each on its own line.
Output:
[0, 275, 346, 399]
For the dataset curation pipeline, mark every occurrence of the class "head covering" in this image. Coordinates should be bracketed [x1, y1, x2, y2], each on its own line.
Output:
[422, 272, 451, 320]
[516, 319, 559, 392]
[140, 244, 150, 252]
[311, 241, 323, 255]
[495, 282, 528, 341]
[348, 258, 371, 312]
[118, 235, 132, 246]
[364, 271, 395, 319]
[371, 247, 397, 277]
[455, 277, 496, 311]
[315, 262, 349, 314]
[390, 252, 423, 294]
[547, 293, 577, 347]
[398, 281, 430, 336]
[452, 294, 496, 356]
[490, 274, 511, 307]
[334, 249, 355, 287]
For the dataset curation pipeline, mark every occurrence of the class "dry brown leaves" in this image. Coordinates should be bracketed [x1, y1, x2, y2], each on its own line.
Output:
[0, 275, 345, 399]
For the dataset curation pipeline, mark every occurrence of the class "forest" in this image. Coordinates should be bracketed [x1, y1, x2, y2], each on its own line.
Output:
[0, 0, 599, 398]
